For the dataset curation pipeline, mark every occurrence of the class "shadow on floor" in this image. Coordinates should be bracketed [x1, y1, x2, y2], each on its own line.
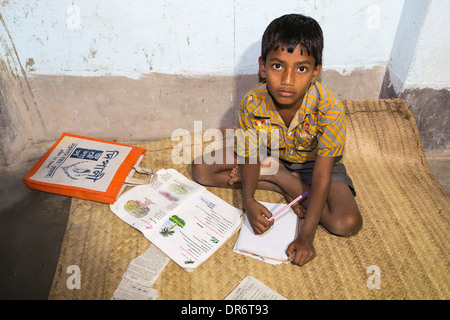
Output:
[0, 190, 71, 299]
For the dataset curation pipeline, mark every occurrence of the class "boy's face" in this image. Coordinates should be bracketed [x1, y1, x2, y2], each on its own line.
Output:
[259, 44, 321, 111]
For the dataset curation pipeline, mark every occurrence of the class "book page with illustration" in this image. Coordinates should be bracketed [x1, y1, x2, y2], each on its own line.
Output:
[111, 169, 205, 233]
[110, 169, 243, 271]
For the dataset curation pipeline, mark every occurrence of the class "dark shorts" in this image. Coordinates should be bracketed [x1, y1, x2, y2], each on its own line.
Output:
[280, 156, 356, 197]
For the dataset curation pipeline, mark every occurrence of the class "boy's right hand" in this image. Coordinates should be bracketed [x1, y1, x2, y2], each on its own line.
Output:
[243, 199, 274, 235]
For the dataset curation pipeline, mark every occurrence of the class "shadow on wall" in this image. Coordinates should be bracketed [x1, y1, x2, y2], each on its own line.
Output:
[221, 41, 261, 129]
[380, 70, 450, 152]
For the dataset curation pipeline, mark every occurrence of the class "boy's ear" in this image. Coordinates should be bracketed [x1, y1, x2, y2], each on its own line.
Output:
[311, 64, 322, 83]
[258, 56, 266, 79]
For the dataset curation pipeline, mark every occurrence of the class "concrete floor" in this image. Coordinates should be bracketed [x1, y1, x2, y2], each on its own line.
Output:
[0, 153, 448, 300]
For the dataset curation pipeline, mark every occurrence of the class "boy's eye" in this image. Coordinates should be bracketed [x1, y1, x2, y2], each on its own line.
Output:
[298, 66, 307, 72]
[273, 63, 282, 70]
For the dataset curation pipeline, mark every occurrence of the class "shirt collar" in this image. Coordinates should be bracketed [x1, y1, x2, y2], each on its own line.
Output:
[251, 84, 315, 129]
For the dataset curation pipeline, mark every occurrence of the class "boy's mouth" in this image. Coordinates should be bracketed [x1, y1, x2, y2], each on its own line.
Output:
[277, 90, 295, 97]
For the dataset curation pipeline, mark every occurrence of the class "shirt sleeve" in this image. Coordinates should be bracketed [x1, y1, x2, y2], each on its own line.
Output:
[316, 101, 346, 158]
[234, 96, 260, 159]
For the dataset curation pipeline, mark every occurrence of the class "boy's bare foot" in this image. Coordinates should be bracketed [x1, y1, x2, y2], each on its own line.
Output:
[228, 166, 240, 185]
[227, 156, 277, 185]
[284, 194, 307, 218]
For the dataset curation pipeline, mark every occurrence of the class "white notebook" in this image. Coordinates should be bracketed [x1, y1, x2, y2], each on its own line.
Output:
[233, 202, 300, 264]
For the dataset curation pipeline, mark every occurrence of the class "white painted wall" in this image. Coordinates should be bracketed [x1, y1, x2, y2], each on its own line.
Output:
[235, 0, 405, 74]
[388, 0, 428, 93]
[387, 0, 450, 93]
[405, 0, 450, 90]
[2, 0, 404, 78]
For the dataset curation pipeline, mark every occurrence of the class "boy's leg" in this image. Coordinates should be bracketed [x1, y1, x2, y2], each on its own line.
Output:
[192, 151, 361, 234]
[319, 182, 362, 237]
[295, 179, 361, 237]
[192, 151, 307, 216]
[280, 162, 362, 237]
[192, 148, 305, 197]
[191, 147, 239, 188]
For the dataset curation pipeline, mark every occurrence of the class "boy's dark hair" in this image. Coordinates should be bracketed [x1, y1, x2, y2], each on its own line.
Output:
[261, 14, 324, 67]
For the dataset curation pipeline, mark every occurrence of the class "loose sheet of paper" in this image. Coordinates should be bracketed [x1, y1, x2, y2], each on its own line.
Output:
[122, 244, 170, 287]
[112, 244, 170, 300]
[224, 276, 287, 300]
[112, 278, 158, 300]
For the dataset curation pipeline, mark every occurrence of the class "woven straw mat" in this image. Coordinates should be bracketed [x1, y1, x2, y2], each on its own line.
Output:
[49, 99, 449, 300]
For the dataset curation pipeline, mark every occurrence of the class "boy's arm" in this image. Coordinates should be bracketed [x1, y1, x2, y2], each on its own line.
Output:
[241, 160, 274, 235]
[287, 155, 334, 266]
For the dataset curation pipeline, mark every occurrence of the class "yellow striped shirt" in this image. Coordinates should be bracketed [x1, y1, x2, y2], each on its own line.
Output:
[234, 82, 346, 163]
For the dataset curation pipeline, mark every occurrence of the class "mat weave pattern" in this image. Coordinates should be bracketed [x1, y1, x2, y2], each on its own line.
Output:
[49, 99, 449, 300]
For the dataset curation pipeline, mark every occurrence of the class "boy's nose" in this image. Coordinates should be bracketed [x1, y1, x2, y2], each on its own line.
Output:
[281, 69, 295, 86]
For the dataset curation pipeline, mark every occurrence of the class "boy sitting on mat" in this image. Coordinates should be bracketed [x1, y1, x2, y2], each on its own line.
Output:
[192, 14, 362, 267]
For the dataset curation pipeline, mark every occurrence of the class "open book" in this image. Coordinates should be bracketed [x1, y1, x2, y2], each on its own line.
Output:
[110, 169, 244, 272]
[234, 202, 300, 264]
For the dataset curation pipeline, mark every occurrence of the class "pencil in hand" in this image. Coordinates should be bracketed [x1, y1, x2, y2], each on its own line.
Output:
[267, 191, 308, 222]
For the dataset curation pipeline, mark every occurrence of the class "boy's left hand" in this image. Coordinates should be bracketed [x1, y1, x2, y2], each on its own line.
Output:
[286, 235, 316, 266]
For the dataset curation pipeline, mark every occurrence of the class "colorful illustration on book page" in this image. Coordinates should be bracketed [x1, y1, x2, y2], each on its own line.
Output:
[210, 236, 219, 244]
[158, 191, 179, 202]
[169, 179, 194, 196]
[124, 197, 155, 218]
[159, 215, 185, 237]
[156, 178, 194, 205]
